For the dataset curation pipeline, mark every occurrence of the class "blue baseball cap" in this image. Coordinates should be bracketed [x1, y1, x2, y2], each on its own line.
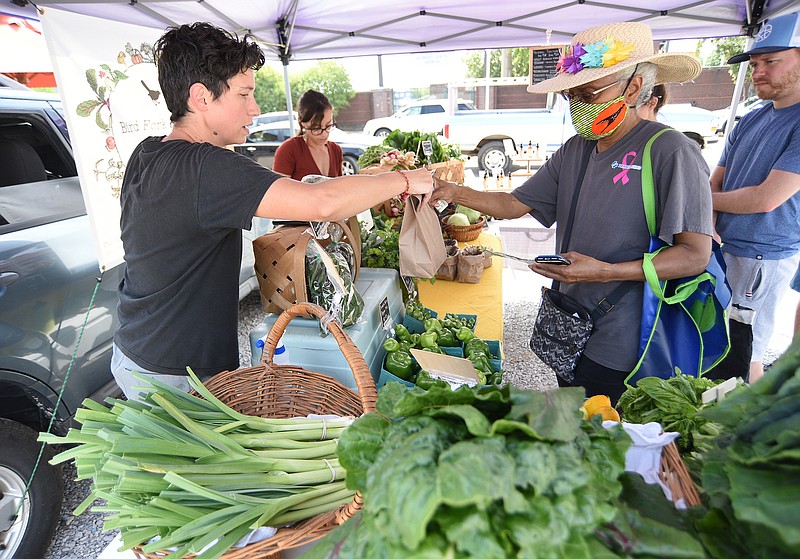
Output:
[728, 12, 800, 64]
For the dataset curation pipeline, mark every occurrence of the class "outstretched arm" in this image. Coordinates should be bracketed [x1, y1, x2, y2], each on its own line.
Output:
[255, 168, 433, 221]
[529, 231, 712, 284]
[430, 178, 533, 220]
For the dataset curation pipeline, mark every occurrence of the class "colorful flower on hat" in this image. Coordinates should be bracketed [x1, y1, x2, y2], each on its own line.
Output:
[559, 43, 587, 74]
[602, 38, 635, 67]
[579, 39, 609, 69]
[557, 36, 634, 75]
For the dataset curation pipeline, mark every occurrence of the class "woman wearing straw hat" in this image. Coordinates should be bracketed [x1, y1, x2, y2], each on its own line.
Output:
[431, 22, 713, 403]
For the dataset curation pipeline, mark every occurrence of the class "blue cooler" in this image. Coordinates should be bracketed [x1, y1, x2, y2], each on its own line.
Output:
[249, 268, 404, 390]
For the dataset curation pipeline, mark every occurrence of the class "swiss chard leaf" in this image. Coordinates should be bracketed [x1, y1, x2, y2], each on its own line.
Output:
[435, 506, 509, 559]
[499, 387, 584, 442]
[336, 412, 391, 491]
[437, 437, 525, 511]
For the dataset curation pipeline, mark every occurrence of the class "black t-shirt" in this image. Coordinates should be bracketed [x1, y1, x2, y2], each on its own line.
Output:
[115, 138, 281, 376]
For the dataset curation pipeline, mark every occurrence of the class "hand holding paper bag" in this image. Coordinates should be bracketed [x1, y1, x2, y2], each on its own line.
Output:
[399, 195, 447, 278]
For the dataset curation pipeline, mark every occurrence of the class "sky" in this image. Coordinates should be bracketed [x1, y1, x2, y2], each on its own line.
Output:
[263, 50, 470, 92]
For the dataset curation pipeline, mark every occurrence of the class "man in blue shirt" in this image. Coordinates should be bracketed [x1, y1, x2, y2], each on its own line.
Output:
[711, 11, 800, 383]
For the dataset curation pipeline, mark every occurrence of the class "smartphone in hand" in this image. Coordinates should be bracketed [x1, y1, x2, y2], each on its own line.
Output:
[534, 254, 571, 265]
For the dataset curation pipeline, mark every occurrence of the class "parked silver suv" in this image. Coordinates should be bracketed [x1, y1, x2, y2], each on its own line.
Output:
[0, 84, 264, 559]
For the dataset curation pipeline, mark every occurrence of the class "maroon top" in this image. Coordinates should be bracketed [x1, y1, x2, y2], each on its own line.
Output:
[273, 135, 343, 180]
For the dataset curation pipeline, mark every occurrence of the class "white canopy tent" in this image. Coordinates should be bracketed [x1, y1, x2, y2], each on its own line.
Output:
[2, 0, 797, 61]
[1, 0, 797, 269]
[2, 0, 797, 128]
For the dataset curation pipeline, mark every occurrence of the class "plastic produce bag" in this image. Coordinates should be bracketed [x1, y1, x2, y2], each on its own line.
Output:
[305, 239, 365, 332]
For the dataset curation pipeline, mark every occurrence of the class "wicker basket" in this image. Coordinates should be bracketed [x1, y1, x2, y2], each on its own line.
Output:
[659, 441, 700, 507]
[132, 303, 377, 559]
[443, 216, 485, 242]
[253, 218, 361, 314]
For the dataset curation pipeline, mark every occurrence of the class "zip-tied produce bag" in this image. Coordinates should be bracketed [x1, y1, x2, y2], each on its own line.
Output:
[399, 194, 447, 278]
[305, 238, 365, 335]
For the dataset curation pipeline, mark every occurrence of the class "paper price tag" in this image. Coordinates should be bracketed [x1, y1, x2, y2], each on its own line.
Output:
[378, 296, 393, 330]
[401, 275, 417, 298]
[421, 140, 433, 156]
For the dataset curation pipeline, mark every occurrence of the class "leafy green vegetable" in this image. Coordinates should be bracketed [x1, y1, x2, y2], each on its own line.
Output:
[360, 212, 400, 270]
[616, 374, 724, 453]
[306, 384, 645, 558]
[356, 144, 385, 169]
[690, 336, 800, 558]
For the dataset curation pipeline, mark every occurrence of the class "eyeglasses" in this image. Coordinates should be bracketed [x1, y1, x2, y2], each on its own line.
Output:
[306, 123, 336, 135]
[559, 79, 623, 103]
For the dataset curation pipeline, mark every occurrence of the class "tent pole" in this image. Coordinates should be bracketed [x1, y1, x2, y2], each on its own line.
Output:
[722, 0, 763, 141]
[724, 48, 752, 140]
[484, 49, 490, 110]
[282, 63, 294, 136]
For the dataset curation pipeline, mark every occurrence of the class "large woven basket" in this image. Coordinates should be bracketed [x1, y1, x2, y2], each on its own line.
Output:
[443, 216, 485, 242]
[132, 303, 377, 559]
[659, 441, 700, 507]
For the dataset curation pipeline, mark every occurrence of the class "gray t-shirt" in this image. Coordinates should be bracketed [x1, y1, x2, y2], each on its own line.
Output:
[513, 120, 713, 371]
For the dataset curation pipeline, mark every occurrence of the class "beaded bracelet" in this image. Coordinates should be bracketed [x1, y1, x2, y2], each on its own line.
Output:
[394, 169, 410, 199]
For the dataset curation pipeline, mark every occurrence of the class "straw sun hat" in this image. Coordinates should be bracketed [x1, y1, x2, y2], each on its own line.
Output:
[527, 22, 701, 94]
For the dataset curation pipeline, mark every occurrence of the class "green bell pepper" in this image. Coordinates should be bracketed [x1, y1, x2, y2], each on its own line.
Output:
[468, 353, 492, 373]
[385, 350, 415, 381]
[410, 333, 421, 347]
[398, 340, 413, 353]
[456, 326, 475, 343]
[383, 338, 400, 353]
[465, 337, 490, 357]
[419, 331, 439, 349]
[422, 345, 443, 354]
[436, 329, 457, 347]
[395, 323, 412, 343]
[423, 318, 443, 333]
[415, 370, 448, 390]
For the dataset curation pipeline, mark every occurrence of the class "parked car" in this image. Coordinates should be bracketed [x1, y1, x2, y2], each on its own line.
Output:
[233, 119, 377, 175]
[443, 100, 719, 175]
[0, 85, 264, 559]
[362, 98, 476, 137]
[655, 103, 719, 149]
[712, 96, 769, 135]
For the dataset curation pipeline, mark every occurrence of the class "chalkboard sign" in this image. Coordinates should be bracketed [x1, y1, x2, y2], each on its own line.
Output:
[529, 45, 567, 86]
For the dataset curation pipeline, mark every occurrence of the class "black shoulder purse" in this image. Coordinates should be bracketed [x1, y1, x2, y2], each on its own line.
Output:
[529, 140, 635, 382]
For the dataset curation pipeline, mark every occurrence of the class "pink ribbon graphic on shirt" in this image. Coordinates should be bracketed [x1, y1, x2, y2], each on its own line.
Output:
[612, 151, 638, 185]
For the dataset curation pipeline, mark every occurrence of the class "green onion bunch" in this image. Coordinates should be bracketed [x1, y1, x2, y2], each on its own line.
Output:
[39, 370, 355, 559]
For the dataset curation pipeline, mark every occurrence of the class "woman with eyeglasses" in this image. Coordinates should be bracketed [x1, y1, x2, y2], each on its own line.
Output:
[273, 89, 342, 180]
[635, 83, 667, 122]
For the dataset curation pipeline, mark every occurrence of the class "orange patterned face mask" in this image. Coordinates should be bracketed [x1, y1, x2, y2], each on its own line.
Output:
[569, 96, 629, 140]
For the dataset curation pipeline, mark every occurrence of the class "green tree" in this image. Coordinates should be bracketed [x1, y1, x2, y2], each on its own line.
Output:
[705, 36, 750, 81]
[463, 48, 530, 78]
[254, 65, 286, 113]
[290, 60, 356, 115]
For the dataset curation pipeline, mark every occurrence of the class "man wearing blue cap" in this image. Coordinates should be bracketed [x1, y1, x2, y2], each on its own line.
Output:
[709, 11, 800, 383]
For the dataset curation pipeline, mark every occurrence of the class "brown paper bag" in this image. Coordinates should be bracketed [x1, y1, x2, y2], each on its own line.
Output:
[435, 246, 460, 281]
[399, 195, 447, 278]
[457, 246, 484, 283]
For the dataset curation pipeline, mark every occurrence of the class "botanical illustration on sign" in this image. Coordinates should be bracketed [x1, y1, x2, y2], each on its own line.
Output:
[76, 42, 158, 197]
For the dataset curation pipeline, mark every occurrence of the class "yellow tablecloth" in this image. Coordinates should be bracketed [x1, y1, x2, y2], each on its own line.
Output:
[417, 232, 503, 341]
